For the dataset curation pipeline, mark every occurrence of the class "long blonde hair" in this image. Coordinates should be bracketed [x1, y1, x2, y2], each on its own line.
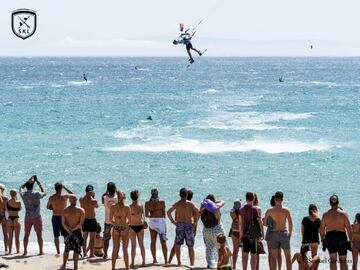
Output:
[117, 190, 126, 206]
[0, 184, 5, 203]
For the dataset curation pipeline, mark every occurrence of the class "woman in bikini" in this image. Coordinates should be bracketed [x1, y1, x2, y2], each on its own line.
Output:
[6, 189, 21, 254]
[351, 213, 360, 270]
[0, 184, 8, 254]
[291, 245, 320, 270]
[110, 191, 131, 270]
[129, 190, 146, 267]
[229, 199, 242, 269]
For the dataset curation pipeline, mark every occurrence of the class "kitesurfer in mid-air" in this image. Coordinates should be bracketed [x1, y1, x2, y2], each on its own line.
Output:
[173, 31, 202, 64]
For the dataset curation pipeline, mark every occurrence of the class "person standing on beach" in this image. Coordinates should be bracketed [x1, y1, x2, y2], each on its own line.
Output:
[19, 175, 46, 256]
[145, 189, 168, 264]
[200, 194, 226, 268]
[239, 192, 263, 270]
[169, 190, 194, 264]
[264, 191, 293, 270]
[6, 189, 21, 254]
[110, 191, 131, 270]
[79, 185, 99, 258]
[229, 199, 242, 269]
[167, 188, 200, 267]
[47, 182, 73, 254]
[320, 195, 352, 270]
[0, 184, 8, 254]
[61, 195, 85, 270]
[301, 204, 321, 257]
[129, 190, 146, 267]
[101, 182, 118, 259]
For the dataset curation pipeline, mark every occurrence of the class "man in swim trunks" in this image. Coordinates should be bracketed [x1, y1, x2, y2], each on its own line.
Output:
[79, 185, 99, 257]
[240, 192, 263, 270]
[47, 182, 73, 254]
[264, 191, 293, 270]
[101, 182, 118, 259]
[173, 32, 202, 64]
[61, 195, 85, 270]
[167, 188, 200, 267]
[145, 188, 168, 264]
[320, 195, 352, 270]
[19, 175, 46, 256]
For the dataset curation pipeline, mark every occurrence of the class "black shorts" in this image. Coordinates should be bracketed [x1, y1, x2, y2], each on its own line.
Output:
[82, 218, 97, 232]
[325, 231, 348, 256]
[242, 237, 257, 254]
[52, 215, 68, 238]
[186, 42, 193, 50]
[64, 230, 83, 254]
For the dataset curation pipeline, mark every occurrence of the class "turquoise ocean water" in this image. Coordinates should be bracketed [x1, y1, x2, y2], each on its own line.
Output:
[0, 57, 359, 255]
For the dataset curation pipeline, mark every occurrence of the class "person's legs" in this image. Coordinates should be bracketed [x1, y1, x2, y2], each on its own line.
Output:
[250, 254, 257, 270]
[232, 236, 240, 269]
[2, 220, 8, 253]
[74, 252, 80, 270]
[160, 236, 168, 264]
[175, 245, 181, 265]
[121, 230, 130, 270]
[62, 251, 69, 269]
[7, 221, 13, 254]
[329, 253, 338, 270]
[242, 252, 249, 270]
[14, 221, 20, 253]
[352, 248, 358, 270]
[310, 243, 318, 257]
[186, 49, 194, 62]
[130, 229, 137, 267]
[339, 255, 348, 270]
[34, 218, 43, 255]
[277, 249, 282, 270]
[112, 231, 120, 270]
[83, 231, 89, 256]
[149, 228, 158, 263]
[191, 47, 202, 56]
[189, 247, 195, 267]
[23, 218, 32, 256]
[269, 249, 279, 270]
[103, 223, 111, 259]
[310, 255, 320, 270]
[168, 243, 176, 264]
[137, 230, 146, 266]
[282, 248, 292, 270]
[88, 232, 96, 257]
[256, 254, 260, 270]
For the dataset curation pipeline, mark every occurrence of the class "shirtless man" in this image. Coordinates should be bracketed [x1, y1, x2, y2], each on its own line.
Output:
[320, 195, 352, 270]
[264, 191, 293, 270]
[167, 188, 200, 267]
[61, 196, 85, 270]
[145, 189, 168, 264]
[79, 185, 99, 257]
[47, 182, 73, 254]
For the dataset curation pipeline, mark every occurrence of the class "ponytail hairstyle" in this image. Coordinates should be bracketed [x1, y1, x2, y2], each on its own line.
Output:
[253, 193, 259, 206]
[308, 204, 319, 219]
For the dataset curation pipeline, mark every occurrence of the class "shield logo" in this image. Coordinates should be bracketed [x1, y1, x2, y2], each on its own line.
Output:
[11, 9, 37, 40]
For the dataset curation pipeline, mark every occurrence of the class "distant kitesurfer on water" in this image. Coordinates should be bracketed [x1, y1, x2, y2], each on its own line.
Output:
[310, 45, 313, 50]
[147, 115, 153, 121]
[279, 76, 284, 83]
[173, 23, 203, 64]
[83, 74, 87, 83]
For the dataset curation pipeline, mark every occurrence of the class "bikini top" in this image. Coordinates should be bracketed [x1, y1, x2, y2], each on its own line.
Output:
[7, 202, 20, 211]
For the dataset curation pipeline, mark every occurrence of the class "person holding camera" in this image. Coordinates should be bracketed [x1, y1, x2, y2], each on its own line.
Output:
[19, 175, 47, 256]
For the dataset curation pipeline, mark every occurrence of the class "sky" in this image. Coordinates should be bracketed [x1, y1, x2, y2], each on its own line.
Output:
[1, 0, 360, 56]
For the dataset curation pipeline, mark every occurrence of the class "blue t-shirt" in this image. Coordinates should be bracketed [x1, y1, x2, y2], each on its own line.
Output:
[20, 190, 46, 219]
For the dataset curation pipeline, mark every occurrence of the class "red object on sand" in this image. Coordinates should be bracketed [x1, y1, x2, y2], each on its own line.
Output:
[179, 23, 184, 32]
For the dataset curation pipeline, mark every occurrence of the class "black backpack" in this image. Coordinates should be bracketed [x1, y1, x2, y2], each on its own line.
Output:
[246, 208, 262, 239]
[201, 210, 218, 228]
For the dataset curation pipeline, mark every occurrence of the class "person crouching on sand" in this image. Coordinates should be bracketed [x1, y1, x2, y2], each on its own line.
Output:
[217, 233, 232, 270]
[291, 244, 320, 270]
[94, 223, 104, 257]
[61, 195, 85, 270]
[167, 187, 200, 267]
[145, 188, 168, 264]
[110, 191, 131, 270]
[79, 185, 99, 258]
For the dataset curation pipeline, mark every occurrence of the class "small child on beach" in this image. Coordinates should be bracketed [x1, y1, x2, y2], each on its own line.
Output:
[94, 223, 104, 258]
[291, 244, 320, 270]
[217, 233, 232, 270]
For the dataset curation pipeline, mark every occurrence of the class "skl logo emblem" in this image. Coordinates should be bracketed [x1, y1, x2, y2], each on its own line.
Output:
[11, 9, 37, 40]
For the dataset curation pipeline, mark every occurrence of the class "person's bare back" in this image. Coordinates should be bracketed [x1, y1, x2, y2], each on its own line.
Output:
[322, 208, 348, 232]
[63, 205, 85, 230]
[48, 194, 68, 216]
[268, 206, 291, 231]
[80, 195, 98, 219]
[173, 200, 198, 224]
[145, 200, 165, 218]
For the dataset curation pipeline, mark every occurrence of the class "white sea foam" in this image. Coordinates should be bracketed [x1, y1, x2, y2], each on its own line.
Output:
[113, 124, 177, 140]
[103, 138, 334, 154]
[203, 88, 219, 94]
[190, 111, 312, 131]
[67, 80, 92, 86]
